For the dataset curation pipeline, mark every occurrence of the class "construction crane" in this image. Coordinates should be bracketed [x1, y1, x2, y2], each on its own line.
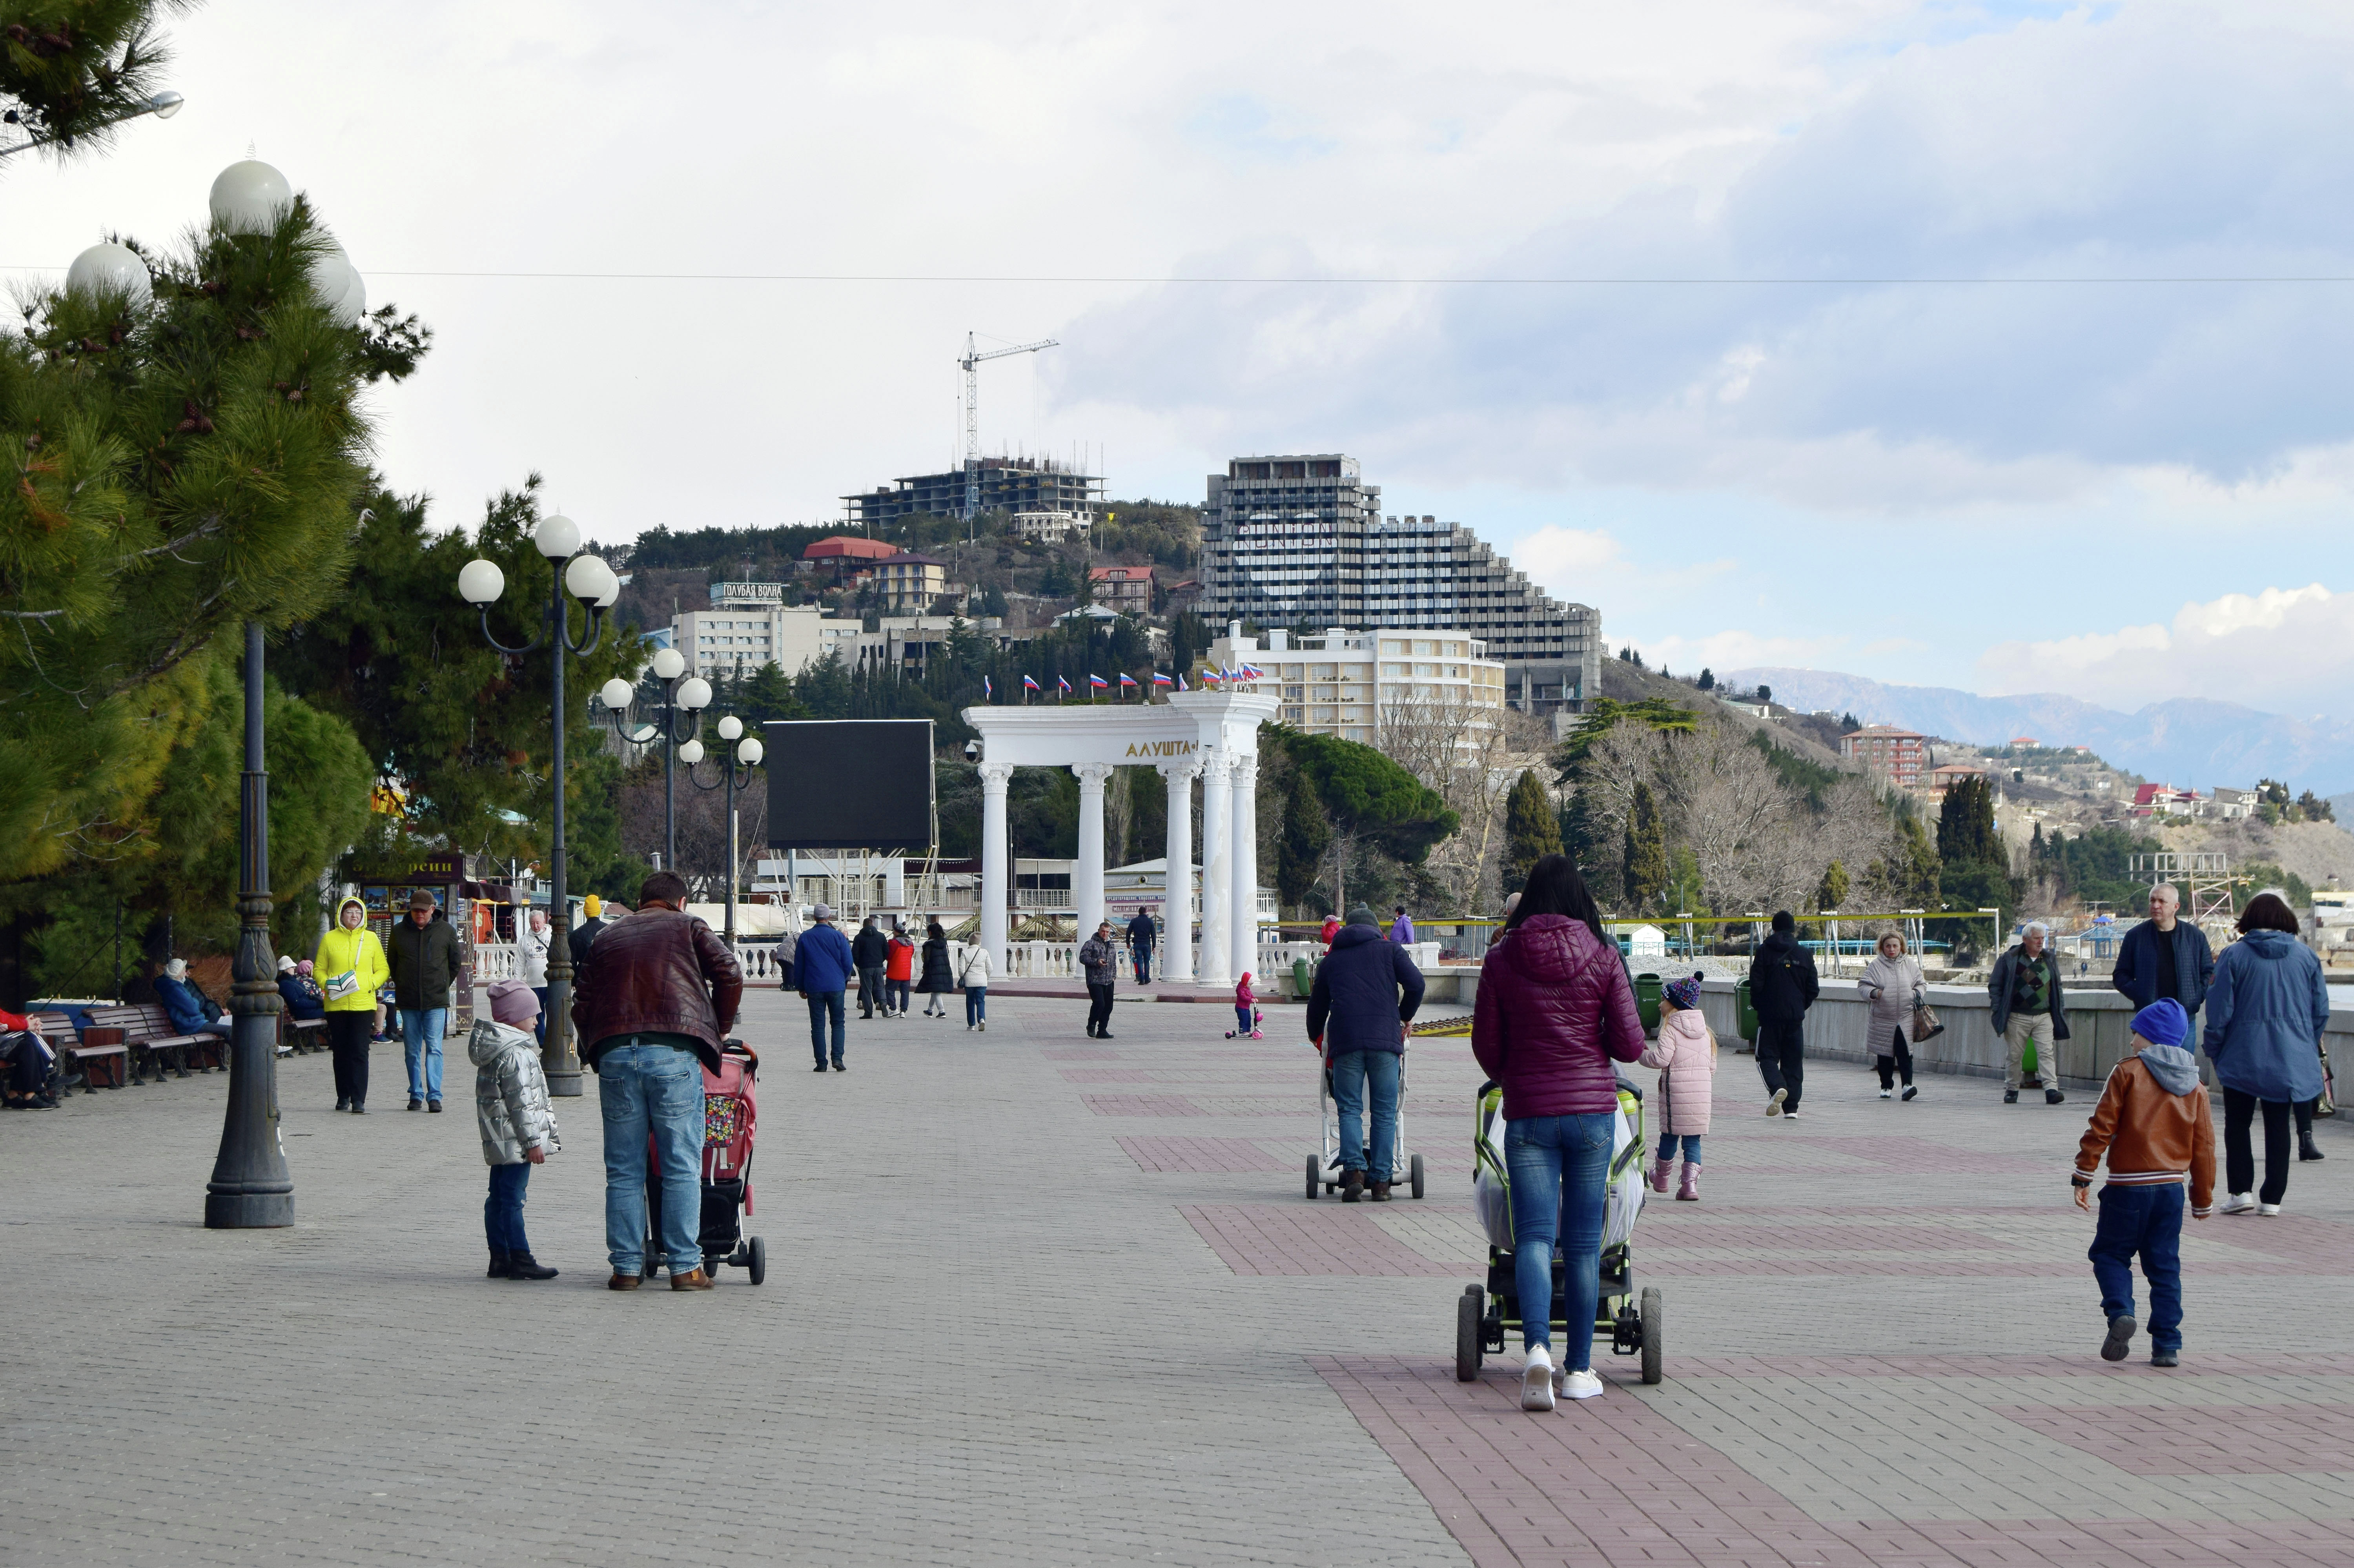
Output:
[960, 332, 1058, 532]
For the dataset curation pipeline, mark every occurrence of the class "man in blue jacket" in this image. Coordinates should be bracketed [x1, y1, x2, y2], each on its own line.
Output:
[1308, 905, 1427, 1202]
[793, 903, 857, 1073]
[2112, 883, 2216, 1023]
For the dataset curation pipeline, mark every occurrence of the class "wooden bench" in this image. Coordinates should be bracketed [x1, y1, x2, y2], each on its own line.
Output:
[84, 1002, 218, 1083]
[29, 1010, 128, 1094]
[279, 1009, 328, 1052]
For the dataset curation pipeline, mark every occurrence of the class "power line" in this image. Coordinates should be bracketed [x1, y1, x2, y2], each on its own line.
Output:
[5, 267, 2354, 285]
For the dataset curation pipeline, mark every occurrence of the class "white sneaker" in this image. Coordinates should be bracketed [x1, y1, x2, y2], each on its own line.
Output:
[1558, 1368, 1605, 1400]
[978, 1020, 986, 1032]
[1520, 1344, 1556, 1411]
[2220, 1192, 2256, 1215]
[2259, 1201, 2283, 1216]
[1878, 1089, 1892, 1100]
[1767, 1088, 1786, 1118]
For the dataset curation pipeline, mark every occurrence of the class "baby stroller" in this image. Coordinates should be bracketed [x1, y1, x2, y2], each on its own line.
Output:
[643, 1038, 767, 1284]
[1305, 1051, 1427, 1200]
[1454, 1074, 1662, 1385]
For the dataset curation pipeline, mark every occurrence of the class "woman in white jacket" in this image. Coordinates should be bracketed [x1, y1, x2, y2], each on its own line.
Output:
[1860, 932, 1926, 1102]
[958, 940, 993, 1032]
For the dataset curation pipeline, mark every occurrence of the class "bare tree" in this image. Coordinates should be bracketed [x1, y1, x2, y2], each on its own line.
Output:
[1379, 690, 1552, 913]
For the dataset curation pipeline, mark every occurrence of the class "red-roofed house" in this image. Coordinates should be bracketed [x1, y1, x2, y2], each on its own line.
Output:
[2129, 783, 2199, 818]
[1088, 564, 1154, 614]
[1840, 724, 1927, 788]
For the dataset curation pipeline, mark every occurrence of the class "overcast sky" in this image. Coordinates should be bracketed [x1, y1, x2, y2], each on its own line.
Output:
[11, 0, 2354, 717]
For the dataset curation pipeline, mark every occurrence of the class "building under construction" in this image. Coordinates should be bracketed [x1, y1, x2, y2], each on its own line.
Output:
[842, 456, 1104, 530]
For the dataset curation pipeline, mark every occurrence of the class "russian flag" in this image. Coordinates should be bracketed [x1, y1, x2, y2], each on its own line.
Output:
[1118, 672, 1138, 688]
[1150, 672, 1173, 687]
[1057, 675, 1071, 693]
[1176, 672, 1189, 691]
[1022, 674, 1040, 692]
[1241, 663, 1263, 680]
[1089, 673, 1108, 690]
[984, 674, 993, 699]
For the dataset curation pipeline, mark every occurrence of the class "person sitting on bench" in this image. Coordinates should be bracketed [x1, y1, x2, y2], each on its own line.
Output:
[156, 959, 231, 1041]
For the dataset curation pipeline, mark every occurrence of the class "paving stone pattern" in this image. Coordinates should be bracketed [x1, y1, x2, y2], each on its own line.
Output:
[6, 992, 2354, 1565]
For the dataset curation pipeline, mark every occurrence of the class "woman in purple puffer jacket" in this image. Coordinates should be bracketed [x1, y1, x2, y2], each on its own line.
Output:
[1472, 855, 1646, 1411]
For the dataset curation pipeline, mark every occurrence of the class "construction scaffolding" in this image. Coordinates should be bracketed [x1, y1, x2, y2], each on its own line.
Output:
[2126, 852, 2235, 925]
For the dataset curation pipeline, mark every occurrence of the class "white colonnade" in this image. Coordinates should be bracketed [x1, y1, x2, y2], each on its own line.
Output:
[964, 691, 1276, 983]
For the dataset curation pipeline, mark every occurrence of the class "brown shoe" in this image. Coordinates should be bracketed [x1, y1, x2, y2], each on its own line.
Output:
[1369, 1182, 1393, 1202]
[670, 1267, 714, 1291]
[1340, 1170, 1365, 1203]
[607, 1273, 641, 1291]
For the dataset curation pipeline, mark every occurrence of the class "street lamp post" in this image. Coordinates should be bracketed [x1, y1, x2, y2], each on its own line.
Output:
[598, 651, 710, 872]
[204, 621, 294, 1227]
[682, 716, 767, 949]
[0, 89, 183, 162]
[459, 515, 618, 1099]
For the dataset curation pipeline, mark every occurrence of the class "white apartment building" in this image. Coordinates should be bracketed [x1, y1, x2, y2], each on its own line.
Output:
[1203, 623, 1506, 746]
[675, 581, 840, 678]
[1199, 453, 1603, 714]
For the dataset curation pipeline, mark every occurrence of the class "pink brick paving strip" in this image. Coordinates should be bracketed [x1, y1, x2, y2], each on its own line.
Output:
[1990, 1402, 2354, 1476]
[1080, 1094, 1207, 1116]
[1179, 1204, 1459, 1276]
[1310, 1356, 2354, 1567]
[1057, 1067, 1315, 1084]
[1039, 1046, 1124, 1060]
[1115, 1136, 1286, 1174]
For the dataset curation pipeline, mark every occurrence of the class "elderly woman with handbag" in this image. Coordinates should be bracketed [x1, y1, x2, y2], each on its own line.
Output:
[1861, 931, 1930, 1102]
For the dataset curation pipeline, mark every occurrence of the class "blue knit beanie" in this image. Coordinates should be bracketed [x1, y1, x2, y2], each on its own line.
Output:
[2130, 998, 2189, 1049]
[1662, 974, 1703, 1012]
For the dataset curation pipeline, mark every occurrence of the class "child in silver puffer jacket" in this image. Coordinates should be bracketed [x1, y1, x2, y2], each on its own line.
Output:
[473, 980, 561, 1280]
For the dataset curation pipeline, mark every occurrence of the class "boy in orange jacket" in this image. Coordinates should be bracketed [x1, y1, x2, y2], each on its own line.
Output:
[2073, 999, 2214, 1368]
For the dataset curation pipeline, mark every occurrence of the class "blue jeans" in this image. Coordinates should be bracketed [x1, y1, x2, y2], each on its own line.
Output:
[807, 990, 845, 1065]
[1134, 949, 1152, 983]
[1656, 1133, 1701, 1164]
[1328, 1050, 1401, 1181]
[1505, 1113, 1615, 1366]
[485, 1161, 531, 1256]
[1235, 1004, 1254, 1034]
[530, 986, 549, 1044]
[401, 1007, 447, 1102]
[2090, 1182, 2184, 1352]
[965, 987, 987, 1025]
[596, 1042, 705, 1275]
[889, 979, 910, 1014]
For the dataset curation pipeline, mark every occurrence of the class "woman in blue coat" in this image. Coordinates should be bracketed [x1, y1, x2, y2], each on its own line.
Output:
[2202, 892, 2329, 1215]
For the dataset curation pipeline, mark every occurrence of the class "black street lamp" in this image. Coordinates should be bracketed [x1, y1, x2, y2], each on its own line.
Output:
[682, 716, 767, 949]
[597, 652, 710, 872]
[458, 514, 619, 1099]
[204, 621, 293, 1228]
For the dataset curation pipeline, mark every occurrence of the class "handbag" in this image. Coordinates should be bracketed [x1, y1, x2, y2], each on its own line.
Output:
[1910, 1002, 1944, 1044]
[2319, 1042, 2336, 1119]
[324, 968, 360, 1003]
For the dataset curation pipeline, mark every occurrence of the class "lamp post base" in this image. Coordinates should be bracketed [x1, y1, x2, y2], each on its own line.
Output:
[547, 1067, 583, 1098]
[204, 1188, 295, 1229]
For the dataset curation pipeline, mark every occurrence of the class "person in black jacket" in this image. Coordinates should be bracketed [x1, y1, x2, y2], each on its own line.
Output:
[851, 916, 891, 1018]
[568, 894, 608, 972]
[2112, 883, 2215, 1022]
[916, 921, 954, 1018]
[1127, 909, 1157, 984]
[1747, 911, 1819, 1119]
[1308, 905, 1427, 1200]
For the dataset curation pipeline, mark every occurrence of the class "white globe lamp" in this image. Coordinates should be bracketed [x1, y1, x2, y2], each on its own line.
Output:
[736, 737, 764, 767]
[716, 716, 743, 741]
[677, 739, 705, 766]
[676, 677, 713, 712]
[457, 559, 505, 605]
[209, 160, 292, 234]
[599, 678, 634, 711]
[66, 243, 152, 310]
[650, 647, 686, 682]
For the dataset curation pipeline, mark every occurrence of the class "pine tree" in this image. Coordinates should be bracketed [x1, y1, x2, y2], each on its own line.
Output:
[1276, 767, 1330, 913]
[1499, 769, 1563, 894]
[0, 0, 186, 164]
[1936, 775, 2001, 868]
[1815, 860, 1849, 912]
[1622, 781, 1666, 911]
[1696, 668, 1714, 691]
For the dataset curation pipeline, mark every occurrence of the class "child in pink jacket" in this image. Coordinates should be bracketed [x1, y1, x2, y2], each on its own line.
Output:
[1640, 973, 1715, 1201]
[1226, 973, 1260, 1038]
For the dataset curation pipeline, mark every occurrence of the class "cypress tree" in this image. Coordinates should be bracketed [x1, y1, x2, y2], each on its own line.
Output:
[1622, 781, 1667, 911]
[1499, 769, 1563, 894]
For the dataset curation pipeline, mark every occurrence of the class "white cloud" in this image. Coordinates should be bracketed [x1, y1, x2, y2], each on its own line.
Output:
[1645, 629, 1853, 675]
[1512, 525, 1625, 583]
[1977, 583, 2354, 716]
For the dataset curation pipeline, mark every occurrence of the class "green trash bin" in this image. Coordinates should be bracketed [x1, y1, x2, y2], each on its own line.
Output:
[1292, 955, 1312, 1001]
[1735, 978, 1758, 1045]
[1634, 972, 1662, 1034]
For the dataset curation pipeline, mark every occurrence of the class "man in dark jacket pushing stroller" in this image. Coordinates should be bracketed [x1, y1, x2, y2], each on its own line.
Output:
[1308, 905, 1427, 1201]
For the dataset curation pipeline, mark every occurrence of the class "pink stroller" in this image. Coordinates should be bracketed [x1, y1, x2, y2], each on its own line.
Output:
[643, 1038, 768, 1284]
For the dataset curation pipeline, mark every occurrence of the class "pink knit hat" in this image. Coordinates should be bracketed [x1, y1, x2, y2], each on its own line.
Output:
[487, 980, 539, 1027]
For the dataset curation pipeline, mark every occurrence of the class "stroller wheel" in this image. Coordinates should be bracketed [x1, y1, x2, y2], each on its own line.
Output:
[1305, 1155, 1321, 1201]
[748, 1236, 767, 1286]
[1640, 1286, 1663, 1385]
[1455, 1288, 1484, 1382]
[1409, 1152, 1426, 1200]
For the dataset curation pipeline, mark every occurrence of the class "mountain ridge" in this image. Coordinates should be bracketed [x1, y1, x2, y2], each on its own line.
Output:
[1722, 667, 2354, 795]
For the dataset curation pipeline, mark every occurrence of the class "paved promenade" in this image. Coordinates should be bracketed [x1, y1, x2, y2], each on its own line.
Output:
[5, 986, 2354, 1566]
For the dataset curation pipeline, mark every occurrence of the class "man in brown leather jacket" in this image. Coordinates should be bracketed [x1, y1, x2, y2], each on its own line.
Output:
[572, 870, 742, 1291]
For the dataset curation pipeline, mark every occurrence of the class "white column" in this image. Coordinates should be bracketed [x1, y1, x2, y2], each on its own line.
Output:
[1158, 756, 1200, 983]
[1229, 754, 1259, 985]
[1073, 762, 1111, 939]
[979, 762, 1013, 966]
[1199, 750, 1233, 986]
